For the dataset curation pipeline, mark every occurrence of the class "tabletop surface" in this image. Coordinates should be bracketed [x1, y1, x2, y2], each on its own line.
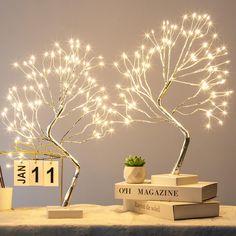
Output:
[0, 204, 235, 227]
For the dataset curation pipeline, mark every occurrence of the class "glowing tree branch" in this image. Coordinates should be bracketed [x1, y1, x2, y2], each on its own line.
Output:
[1, 39, 115, 206]
[114, 13, 233, 175]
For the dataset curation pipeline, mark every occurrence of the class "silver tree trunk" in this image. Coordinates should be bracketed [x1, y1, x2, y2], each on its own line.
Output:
[46, 107, 81, 207]
[158, 81, 190, 175]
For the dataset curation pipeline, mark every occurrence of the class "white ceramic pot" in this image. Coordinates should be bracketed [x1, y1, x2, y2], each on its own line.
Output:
[0, 187, 13, 210]
[124, 166, 146, 184]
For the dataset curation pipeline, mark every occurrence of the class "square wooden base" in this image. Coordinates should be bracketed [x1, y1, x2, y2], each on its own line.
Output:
[47, 206, 83, 219]
[151, 174, 198, 186]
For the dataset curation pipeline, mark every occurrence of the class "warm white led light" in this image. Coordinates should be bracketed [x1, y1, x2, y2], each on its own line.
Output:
[114, 13, 232, 131]
[113, 13, 232, 176]
[1, 38, 115, 158]
[1, 38, 117, 206]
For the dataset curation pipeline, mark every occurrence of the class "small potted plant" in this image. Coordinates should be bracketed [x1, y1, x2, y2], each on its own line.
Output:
[124, 155, 146, 184]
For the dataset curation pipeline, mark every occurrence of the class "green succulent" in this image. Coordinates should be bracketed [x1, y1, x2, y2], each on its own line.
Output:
[125, 155, 146, 167]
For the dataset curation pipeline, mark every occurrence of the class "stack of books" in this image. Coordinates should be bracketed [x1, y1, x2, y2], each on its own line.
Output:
[114, 174, 219, 220]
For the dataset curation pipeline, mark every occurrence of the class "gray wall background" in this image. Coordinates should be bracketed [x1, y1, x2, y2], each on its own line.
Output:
[0, 0, 235, 207]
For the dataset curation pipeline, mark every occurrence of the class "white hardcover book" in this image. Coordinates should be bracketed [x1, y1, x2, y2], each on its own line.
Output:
[126, 199, 219, 220]
[115, 180, 217, 202]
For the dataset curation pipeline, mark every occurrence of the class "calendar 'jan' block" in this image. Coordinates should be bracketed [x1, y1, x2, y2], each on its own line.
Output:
[14, 160, 30, 186]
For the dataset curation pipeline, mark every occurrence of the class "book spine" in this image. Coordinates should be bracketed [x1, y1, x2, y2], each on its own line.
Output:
[131, 200, 174, 220]
[129, 200, 219, 220]
[115, 183, 217, 202]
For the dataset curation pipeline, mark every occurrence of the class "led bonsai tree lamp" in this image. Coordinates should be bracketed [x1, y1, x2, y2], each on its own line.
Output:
[114, 13, 232, 185]
[1, 39, 115, 217]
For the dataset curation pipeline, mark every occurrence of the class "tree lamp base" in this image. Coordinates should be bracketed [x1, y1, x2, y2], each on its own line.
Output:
[47, 205, 83, 219]
[151, 174, 198, 186]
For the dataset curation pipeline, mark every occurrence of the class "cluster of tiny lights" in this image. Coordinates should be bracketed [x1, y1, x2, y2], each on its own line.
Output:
[114, 13, 233, 130]
[1, 39, 115, 158]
